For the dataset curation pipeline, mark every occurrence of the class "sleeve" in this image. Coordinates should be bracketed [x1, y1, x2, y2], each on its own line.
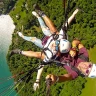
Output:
[63, 65, 78, 79]
[79, 47, 89, 58]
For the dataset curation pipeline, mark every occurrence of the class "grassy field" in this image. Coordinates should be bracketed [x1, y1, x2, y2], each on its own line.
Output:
[80, 45, 96, 96]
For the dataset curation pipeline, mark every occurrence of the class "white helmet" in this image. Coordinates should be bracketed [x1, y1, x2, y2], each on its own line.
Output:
[59, 39, 71, 53]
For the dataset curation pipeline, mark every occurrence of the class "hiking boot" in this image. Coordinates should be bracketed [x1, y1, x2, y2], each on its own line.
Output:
[10, 49, 22, 56]
[33, 4, 44, 16]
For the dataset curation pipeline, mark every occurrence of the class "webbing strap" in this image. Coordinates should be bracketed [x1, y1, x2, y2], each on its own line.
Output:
[69, 64, 85, 77]
[46, 78, 52, 96]
[78, 54, 89, 62]
[43, 48, 53, 60]
[63, 0, 71, 31]
[49, 59, 85, 77]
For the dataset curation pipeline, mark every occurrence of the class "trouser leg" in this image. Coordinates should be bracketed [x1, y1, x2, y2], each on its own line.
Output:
[23, 36, 43, 49]
[37, 17, 52, 36]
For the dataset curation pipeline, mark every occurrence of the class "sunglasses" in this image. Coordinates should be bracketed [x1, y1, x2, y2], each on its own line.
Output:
[55, 40, 60, 51]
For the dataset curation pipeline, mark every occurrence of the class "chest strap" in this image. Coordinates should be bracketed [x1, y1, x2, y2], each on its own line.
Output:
[78, 54, 89, 62]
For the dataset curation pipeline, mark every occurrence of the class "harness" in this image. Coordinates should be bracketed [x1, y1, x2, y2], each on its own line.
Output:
[60, 53, 89, 77]
[48, 52, 89, 77]
[41, 0, 88, 77]
[41, 33, 60, 61]
[42, 48, 54, 61]
[78, 53, 89, 62]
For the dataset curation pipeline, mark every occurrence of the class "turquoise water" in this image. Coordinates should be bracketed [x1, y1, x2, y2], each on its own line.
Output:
[0, 15, 17, 96]
[0, 50, 16, 96]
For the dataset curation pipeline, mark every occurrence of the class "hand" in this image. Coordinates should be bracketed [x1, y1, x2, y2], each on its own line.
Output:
[69, 50, 76, 57]
[46, 74, 57, 84]
[33, 82, 39, 91]
[73, 8, 79, 15]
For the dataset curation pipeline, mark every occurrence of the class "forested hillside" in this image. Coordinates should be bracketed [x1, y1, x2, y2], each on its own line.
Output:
[5, 0, 96, 96]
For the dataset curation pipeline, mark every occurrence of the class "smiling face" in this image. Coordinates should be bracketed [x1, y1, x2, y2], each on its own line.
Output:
[77, 62, 92, 76]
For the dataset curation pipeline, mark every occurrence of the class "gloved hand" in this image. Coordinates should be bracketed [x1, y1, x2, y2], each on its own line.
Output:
[33, 82, 39, 91]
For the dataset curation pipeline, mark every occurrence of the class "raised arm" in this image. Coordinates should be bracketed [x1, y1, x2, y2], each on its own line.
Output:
[33, 65, 44, 91]
[64, 8, 80, 27]
[42, 15, 58, 34]
[46, 73, 73, 84]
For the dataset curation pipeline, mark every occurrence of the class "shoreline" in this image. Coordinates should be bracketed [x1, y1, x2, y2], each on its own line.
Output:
[0, 14, 16, 95]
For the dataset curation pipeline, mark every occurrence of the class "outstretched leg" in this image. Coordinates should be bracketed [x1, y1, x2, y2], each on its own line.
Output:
[42, 15, 58, 34]
[10, 49, 45, 60]
[10, 49, 46, 92]
[32, 11, 52, 36]
[17, 32, 43, 49]
[33, 4, 58, 34]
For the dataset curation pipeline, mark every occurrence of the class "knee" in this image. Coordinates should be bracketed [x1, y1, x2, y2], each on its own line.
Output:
[37, 52, 45, 60]
[31, 37, 36, 42]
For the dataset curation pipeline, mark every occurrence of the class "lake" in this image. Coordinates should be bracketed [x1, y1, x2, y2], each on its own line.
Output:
[0, 15, 17, 96]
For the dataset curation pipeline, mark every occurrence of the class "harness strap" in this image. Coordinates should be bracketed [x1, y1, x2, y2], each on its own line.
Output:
[69, 64, 85, 77]
[78, 54, 89, 62]
[43, 48, 53, 59]
[62, 0, 71, 32]
[65, 53, 89, 77]
[59, 61, 85, 77]
[46, 78, 52, 96]
[50, 59, 85, 77]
